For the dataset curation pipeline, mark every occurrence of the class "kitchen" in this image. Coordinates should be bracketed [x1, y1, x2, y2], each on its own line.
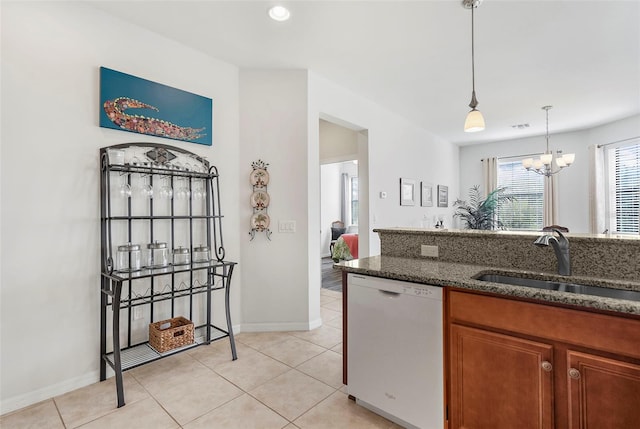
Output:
[1, 1, 639, 428]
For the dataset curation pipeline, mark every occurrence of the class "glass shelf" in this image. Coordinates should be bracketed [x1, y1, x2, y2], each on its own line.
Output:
[103, 260, 235, 282]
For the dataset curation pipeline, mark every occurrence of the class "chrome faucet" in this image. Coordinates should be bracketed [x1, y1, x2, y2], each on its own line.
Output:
[534, 228, 571, 276]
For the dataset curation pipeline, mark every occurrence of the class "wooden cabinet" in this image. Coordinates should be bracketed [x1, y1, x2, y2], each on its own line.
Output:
[447, 289, 640, 429]
[567, 351, 640, 429]
[449, 325, 554, 429]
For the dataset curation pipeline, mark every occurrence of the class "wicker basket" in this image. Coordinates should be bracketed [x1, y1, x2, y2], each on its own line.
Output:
[149, 316, 194, 353]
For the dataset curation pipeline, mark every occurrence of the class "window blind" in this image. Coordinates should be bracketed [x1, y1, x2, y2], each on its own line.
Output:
[613, 143, 640, 234]
[497, 159, 544, 230]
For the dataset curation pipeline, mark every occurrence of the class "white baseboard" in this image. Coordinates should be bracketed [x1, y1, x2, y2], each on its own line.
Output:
[0, 321, 321, 415]
[1, 371, 100, 415]
[241, 317, 323, 333]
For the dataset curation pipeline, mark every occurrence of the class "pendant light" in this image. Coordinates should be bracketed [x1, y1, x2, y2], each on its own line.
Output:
[463, 0, 485, 132]
[522, 106, 575, 176]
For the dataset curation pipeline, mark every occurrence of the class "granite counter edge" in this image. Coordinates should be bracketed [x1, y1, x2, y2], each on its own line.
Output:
[334, 259, 640, 316]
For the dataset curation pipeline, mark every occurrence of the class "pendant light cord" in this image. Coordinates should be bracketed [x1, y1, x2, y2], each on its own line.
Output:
[545, 108, 549, 152]
[544, 106, 552, 153]
[471, 4, 476, 94]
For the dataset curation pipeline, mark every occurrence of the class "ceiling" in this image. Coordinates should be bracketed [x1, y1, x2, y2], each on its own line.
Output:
[90, 0, 640, 146]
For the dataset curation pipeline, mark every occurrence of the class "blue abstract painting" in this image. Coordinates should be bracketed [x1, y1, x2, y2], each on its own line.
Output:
[100, 67, 212, 146]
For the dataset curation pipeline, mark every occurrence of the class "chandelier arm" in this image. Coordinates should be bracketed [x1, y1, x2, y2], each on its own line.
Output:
[523, 105, 574, 174]
[527, 165, 564, 177]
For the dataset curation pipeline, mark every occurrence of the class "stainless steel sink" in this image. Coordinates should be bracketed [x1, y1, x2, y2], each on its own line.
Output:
[475, 274, 640, 302]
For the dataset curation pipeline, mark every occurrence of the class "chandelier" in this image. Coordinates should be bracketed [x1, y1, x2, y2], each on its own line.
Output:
[522, 106, 575, 176]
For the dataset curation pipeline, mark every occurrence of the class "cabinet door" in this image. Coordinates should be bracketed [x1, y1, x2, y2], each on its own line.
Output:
[449, 324, 554, 429]
[567, 351, 640, 429]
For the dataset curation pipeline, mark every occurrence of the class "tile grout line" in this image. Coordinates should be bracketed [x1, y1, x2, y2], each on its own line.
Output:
[51, 399, 68, 429]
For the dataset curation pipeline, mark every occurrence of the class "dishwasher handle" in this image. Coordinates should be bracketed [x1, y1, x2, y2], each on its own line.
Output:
[378, 289, 401, 297]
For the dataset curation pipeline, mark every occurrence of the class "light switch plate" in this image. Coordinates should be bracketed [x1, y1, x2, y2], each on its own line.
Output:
[421, 245, 439, 258]
[279, 220, 296, 233]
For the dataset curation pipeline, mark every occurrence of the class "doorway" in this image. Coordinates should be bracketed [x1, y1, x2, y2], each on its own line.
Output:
[319, 118, 369, 292]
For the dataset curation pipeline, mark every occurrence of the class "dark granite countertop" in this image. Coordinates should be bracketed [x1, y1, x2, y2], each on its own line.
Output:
[335, 255, 640, 316]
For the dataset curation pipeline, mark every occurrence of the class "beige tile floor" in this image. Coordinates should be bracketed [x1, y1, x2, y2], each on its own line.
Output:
[0, 289, 402, 429]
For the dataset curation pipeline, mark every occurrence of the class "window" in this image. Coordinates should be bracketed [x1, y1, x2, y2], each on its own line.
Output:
[604, 141, 640, 234]
[496, 158, 544, 230]
[350, 176, 359, 225]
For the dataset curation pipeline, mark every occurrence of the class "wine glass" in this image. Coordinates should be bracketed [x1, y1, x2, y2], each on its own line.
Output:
[175, 176, 191, 200]
[189, 164, 206, 200]
[129, 152, 142, 167]
[119, 174, 131, 198]
[134, 174, 153, 199]
[192, 182, 206, 200]
[158, 176, 173, 199]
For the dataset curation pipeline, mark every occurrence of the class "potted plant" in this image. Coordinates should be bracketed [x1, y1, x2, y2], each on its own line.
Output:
[454, 185, 514, 230]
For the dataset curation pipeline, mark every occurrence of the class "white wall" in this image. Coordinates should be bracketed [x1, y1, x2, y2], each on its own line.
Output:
[458, 114, 640, 233]
[319, 119, 359, 163]
[320, 163, 342, 257]
[1, 2, 464, 413]
[1, 2, 241, 413]
[238, 70, 318, 331]
[309, 73, 460, 256]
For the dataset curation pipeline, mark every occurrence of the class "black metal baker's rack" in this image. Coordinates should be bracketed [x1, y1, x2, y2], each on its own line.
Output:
[99, 143, 237, 407]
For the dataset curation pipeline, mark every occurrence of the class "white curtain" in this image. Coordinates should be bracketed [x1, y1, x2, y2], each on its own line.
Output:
[340, 173, 348, 224]
[482, 157, 498, 198]
[543, 175, 558, 227]
[588, 144, 606, 233]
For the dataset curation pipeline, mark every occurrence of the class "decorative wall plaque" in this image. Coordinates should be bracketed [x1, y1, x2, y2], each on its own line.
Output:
[249, 159, 272, 240]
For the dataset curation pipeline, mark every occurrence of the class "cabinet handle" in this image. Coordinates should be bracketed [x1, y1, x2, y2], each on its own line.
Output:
[568, 368, 581, 379]
[541, 361, 553, 372]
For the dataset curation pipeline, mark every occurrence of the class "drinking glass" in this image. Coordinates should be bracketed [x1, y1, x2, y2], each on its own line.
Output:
[130, 154, 142, 167]
[175, 177, 191, 200]
[134, 174, 153, 199]
[158, 176, 173, 199]
[189, 163, 206, 200]
[119, 174, 131, 198]
[192, 182, 206, 200]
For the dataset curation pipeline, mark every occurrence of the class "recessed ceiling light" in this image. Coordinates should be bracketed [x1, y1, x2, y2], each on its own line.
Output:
[268, 5, 290, 21]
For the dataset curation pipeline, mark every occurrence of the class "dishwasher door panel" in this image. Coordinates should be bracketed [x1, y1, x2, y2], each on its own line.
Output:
[347, 275, 444, 429]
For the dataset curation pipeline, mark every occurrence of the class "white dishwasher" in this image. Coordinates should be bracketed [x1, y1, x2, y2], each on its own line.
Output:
[347, 273, 444, 429]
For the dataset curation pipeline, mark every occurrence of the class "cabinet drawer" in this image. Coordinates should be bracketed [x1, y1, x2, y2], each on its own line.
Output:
[448, 289, 640, 360]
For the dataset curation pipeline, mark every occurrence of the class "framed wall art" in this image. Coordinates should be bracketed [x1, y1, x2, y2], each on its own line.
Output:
[437, 185, 449, 207]
[421, 182, 434, 207]
[400, 178, 416, 206]
[100, 67, 213, 146]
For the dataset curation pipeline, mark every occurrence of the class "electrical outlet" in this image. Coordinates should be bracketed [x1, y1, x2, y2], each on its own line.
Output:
[421, 245, 439, 258]
[133, 306, 143, 320]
